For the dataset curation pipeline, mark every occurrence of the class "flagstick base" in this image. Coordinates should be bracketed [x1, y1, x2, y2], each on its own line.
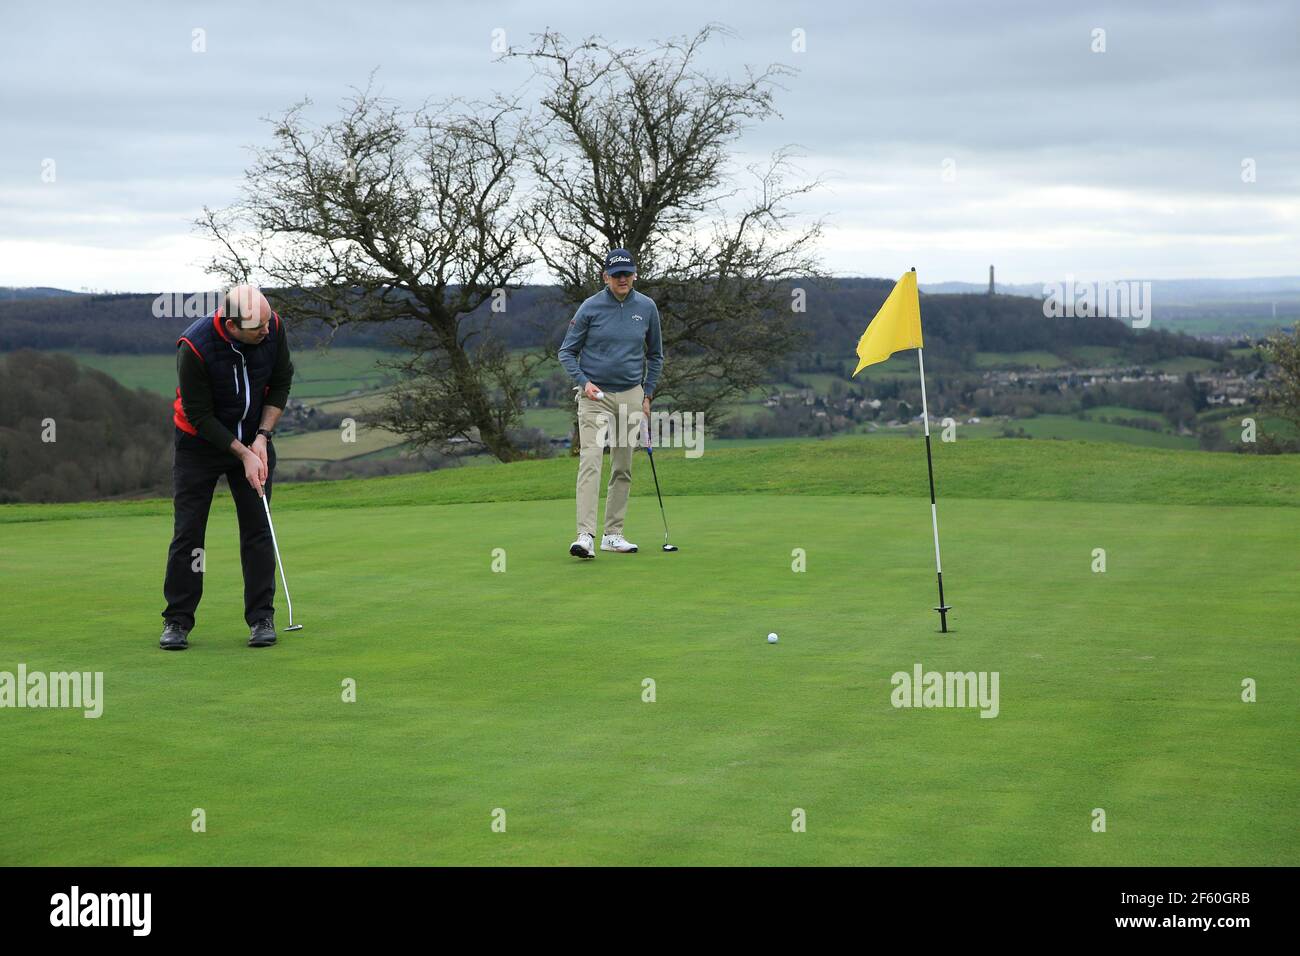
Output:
[934, 605, 953, 633]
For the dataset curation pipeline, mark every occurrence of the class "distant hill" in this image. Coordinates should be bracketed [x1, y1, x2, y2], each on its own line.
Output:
[0, 350, 172, 503]
[920, 275, 1300, 299]
[0, 288, 561, 353]
[919, 276, 1300, 335]
[0, 280, 1226, 369]
[0, 286, 85, 301]
[792, 278, 1223, 370]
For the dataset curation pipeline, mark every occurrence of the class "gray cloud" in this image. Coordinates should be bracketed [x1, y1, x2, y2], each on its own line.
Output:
[0, 0, 1295, 290]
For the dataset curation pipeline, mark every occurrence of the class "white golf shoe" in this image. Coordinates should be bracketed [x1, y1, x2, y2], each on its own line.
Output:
[570, 532, 595, 559]
[601, 533, 638, 553]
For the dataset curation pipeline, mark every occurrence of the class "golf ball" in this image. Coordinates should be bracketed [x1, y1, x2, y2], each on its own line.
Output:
[767, 633, 779, 644]
[594, 390, 605, 399]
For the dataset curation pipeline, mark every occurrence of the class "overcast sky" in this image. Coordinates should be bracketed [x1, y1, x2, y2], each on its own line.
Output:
[1, 0, 1296, 292]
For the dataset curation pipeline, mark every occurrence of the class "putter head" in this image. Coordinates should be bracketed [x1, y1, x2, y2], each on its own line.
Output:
[662, 544, 678, 552]
[283, 624, 304, 632]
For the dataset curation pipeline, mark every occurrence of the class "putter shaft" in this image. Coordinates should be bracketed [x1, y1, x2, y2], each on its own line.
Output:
[260, 494, 299, 629]
[644, 442, 674, 548]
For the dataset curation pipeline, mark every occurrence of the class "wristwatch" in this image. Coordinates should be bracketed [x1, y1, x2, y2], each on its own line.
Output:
[257, 428, 274, 440]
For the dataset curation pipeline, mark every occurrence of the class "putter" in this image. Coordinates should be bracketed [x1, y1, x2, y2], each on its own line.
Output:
[640, 419, 678, 551]
[260, 491, 304, 631]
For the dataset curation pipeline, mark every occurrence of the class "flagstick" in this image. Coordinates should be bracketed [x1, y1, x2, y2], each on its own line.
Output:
[913, 269, 952, 633]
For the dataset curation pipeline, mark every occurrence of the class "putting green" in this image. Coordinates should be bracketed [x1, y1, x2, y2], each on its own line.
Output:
[0, 441, 1296, 865]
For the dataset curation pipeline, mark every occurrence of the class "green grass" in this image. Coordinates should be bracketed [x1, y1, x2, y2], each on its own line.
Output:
[790, 372, 854, 392]
[720, 403, 780, 426]
[708, 436, 821, 450]
[1067, 346, 1126, 366]
[1256, 416, 1298, 439]
[858, 420, 1009, 441]
[1150, 356, 1220, 373]
[522, 407, 577, 436]
[973, 351, 1066, 370]
[738, 382, 789, 401]
[60, 348, 399, 400]
[841, 352, 919, 380]
[57, 352, 186, 396]
[1015, 415, 1196, 449]
[260, 347, 397, 400]
[1206, 414, 1299, 445]
[312, 387, 396, 417]
[273, 425, 406, 461]
[861, 414, 1195, 450]
[1162, 315, 1296, 337]
[4, 437, 1297, 527]
[1, 438, 1296, 865]
[512, 348, 564, 376]
[1081, 405, 1165, 421]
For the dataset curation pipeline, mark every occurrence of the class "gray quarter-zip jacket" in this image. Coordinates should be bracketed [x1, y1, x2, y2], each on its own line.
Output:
[558, 287, 664, 396]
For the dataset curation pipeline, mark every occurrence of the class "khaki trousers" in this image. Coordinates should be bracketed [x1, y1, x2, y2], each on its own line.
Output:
[576, 385, 644, 537]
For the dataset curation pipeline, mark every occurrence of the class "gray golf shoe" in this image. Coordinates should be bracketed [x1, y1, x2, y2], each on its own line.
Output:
[248, 619, 277, 648]
[159, 621, 190, 651]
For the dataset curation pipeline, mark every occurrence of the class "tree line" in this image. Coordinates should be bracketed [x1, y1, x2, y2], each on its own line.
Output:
[0, 280, 1223, 369]
[0, 351, 173, 503]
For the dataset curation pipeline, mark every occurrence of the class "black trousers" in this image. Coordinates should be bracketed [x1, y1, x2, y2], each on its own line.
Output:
[162, 430, 277, 630]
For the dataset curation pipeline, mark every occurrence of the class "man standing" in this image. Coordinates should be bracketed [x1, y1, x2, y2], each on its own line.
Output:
[159, 285, 294, 649]
[558, 249, 664, 559]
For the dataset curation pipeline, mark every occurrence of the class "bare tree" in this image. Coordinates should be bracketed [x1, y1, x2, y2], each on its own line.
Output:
[509, 26, 824, 420]
[198, 82, 539, 461]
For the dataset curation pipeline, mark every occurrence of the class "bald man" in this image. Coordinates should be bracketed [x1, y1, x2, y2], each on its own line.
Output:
[159, 286, 294, 650]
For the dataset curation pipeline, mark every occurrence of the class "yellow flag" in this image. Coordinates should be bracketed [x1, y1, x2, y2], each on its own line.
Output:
[852, 270, 924, 375]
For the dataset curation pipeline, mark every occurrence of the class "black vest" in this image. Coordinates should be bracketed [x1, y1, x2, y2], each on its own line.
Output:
[174, 311, 283, 444]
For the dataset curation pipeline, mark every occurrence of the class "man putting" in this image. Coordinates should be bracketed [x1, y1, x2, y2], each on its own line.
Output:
[159, 285, 294, 650]
[558, 249, 664, 559]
